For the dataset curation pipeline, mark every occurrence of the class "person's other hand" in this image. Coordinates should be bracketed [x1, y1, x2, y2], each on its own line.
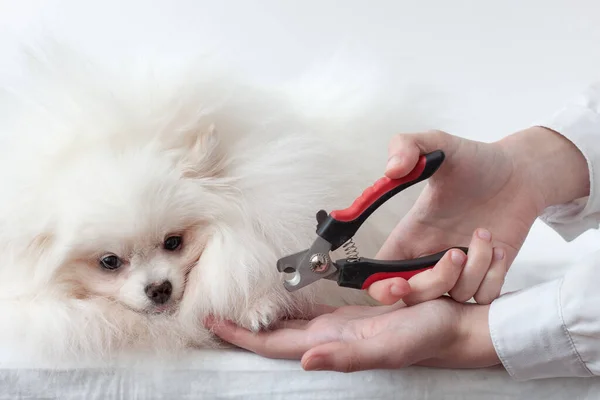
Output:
[369, 126, 588, 306]
[206, 296, 498, 373]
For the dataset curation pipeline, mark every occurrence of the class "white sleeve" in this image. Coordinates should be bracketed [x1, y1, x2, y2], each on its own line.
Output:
[489, 84, 600, 380]
[537, 83, 600, 241]
[490, 253, 600, 380]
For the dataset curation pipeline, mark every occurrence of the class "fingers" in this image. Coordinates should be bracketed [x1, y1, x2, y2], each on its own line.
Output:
[386, 130, 452, 179]
[447, 230, 508, 304]
[205, 317, 311, 359]
[402, 248, 467, 306]
[373, 229, 508, 306]
[473, 247, 507, 304]
[301, 336, 392, 372]
[448, 229, 494, 302]
[367, 277, 411, 305]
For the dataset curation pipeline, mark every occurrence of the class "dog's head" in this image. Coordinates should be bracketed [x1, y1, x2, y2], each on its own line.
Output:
[1, 48, 308, 324]
[26, 120, 228, 315]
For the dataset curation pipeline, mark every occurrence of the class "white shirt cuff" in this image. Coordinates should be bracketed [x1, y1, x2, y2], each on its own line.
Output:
[537, 103, 600, 241]
[489, 279, 593, 380]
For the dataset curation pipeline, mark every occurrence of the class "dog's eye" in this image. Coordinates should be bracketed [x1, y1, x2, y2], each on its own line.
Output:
[100, 254, 122, 270]
[163, 236, 182, 251]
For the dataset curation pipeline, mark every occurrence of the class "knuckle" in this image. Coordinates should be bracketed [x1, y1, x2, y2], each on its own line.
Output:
[473, 292, 493, 305]
[474, 285, 500, 304]
[449, 288, 473, 303]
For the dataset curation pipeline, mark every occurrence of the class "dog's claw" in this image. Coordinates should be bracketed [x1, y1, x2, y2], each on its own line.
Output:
[239, 299, 280, 332]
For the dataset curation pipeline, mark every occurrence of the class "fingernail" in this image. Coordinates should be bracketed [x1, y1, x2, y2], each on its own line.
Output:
[493, 248, 505, 261]
[390, 284, 405, 297]
[386, 155, 402, 171]
[451, 250, 466, 266]
[304, 356, 325, 371]
[477, 229, 491, 242]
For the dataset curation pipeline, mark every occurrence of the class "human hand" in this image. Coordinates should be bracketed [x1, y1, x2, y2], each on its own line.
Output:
[207, 233, 501, 372]
[206, 297, 499, 373]
[369, 126, 588, 306]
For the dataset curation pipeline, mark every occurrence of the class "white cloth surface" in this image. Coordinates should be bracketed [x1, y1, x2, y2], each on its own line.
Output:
[490, 83, 600, 381]
[2, 348, 600, 400]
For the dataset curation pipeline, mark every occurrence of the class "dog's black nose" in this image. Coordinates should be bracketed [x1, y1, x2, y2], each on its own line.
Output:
[145, 281, 172, 305]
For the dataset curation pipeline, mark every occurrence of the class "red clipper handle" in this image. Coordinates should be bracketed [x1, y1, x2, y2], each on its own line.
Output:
[316, 150, 445, 251]
[361, 268, 433, 290]
[334, 247, 469, 290]
[331, 156, 428, 222]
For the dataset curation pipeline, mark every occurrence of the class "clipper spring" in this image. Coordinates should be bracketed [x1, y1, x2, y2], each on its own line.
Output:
[342, 238, 359, 262]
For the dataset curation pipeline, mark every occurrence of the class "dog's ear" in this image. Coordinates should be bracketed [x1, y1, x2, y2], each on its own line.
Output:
[27, 233, 55, 259]
[180, 124, 224, 178]
[22, 232, 66, 286]
[164, 124, 225, 179]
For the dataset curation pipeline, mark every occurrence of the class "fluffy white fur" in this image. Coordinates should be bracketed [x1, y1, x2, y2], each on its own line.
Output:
[0, 44, 438, 366]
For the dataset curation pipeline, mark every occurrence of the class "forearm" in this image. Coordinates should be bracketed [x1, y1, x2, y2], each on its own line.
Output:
[498, 126, 590, 213]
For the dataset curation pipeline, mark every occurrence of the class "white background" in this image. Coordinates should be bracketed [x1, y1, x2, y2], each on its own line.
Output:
[0, 0, 599, 269]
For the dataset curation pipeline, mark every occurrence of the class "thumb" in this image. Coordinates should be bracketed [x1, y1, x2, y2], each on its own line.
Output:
[301, 335, 397, 372]
[386, 130, 453, 179]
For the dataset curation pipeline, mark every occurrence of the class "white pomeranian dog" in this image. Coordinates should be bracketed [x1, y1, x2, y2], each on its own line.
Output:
[0, 44, 437, 366]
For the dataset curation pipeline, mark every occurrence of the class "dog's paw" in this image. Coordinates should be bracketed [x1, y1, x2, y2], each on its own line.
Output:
[238, 298, 281, 332]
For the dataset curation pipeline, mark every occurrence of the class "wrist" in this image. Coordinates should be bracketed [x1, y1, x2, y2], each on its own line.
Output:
[433, 302, 500, 369]
[456, 303, 501, 368]
[498, 126, 590, 213]
[422, 300, 500, 369]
